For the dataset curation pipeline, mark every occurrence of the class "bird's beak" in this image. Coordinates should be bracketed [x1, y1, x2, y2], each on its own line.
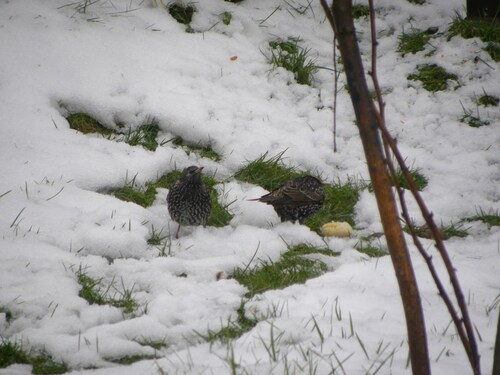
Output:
[196, 167, 204, 174]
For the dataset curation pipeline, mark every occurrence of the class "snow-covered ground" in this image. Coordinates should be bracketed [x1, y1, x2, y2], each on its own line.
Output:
[0, 0, 499, 374]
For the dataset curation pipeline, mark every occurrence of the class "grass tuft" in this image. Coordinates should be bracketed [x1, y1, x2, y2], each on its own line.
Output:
[135, 337, 169, 350]
[67, 113, 114, 135]
[397, 30, 432, 55]
[0, 340, 30, 368]
[122, 120, 160, 151]
[268, 38, 317, 86]
[198, 301, 258, 343]
[221, 11, 232, 26]
[234, 151, 304, 192]
[31, 352, 69, 375]
[76, 266, 139, 314]
[67, 113, 160, 151]
[476, 92, 499, 107]
[404, 221, 469, 240]
[232, 245, 331, 298]
[0, 340, 68, 374]
[459, 107, 490, 128]
[441, 223, 469, 239]
[356, 242, 389, 258]
[484, 42, 500, 61]
[106, 354, 155, 365]
[147, 226, 167, 245]
[408, 64, 458, 92]
[168, 3, 195, 25]
[170, 136, 221, 161]
[287, 244, 340, 257]
[448, 13, 500, 61]
[465, 209, 500, 227]
[113, 175, 157, 208]
[201, 174, 235, 227]
[0, 307, 13, 323]
[352, 5, 370, 19]
[394, 167, 428, 191]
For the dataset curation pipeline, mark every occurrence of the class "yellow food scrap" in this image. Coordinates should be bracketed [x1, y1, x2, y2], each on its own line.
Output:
[321, 221, 352, 238]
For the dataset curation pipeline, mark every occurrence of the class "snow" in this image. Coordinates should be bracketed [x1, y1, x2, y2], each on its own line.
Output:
[0, 0, 499, 374]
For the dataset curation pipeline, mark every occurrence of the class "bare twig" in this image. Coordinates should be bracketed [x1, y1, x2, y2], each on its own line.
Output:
[366, 0, 480, 373]
[333, 35, 338, 153]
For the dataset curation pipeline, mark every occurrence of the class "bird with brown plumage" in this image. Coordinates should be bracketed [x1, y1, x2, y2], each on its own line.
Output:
[249, 175, 324, 224]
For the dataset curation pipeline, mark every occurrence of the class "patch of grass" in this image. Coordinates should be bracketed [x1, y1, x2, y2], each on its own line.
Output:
[406, 0, 425, 4]
[394, 167, 428, 191]
[476, 91, 499, 107]
[0, 340, 30, 368]
[459, 106, 490, 128]
[76, 266, 107, 306]
[0, 307, 13, 323]
[352, 5, 370, 19]
[232, 246, 330, 298]
[135, 337, 169, 351]
[106, 354, 155, 365]
[448, 14, 500, 61]
[485, 42, 500, 61]
[287, 244, 340, 257]
[113, 175, 157, 208]
[397, 30, 433, 55]
[355, 241, 388, 257]
[76, 266, 139, 314]
[170, 136, 222, 161]
[67, 113, 160, 151]
[403, 221, 469, 240]
[198, 301, 258, 343]
[67, 113, 114, 136]
[465, 209, 500, 227]
[305, 180, 362, 232]
[168, 2, 195, 32]
[448, 13, 500, 42]
[31, 352, 69, 375]
[201, 174, 235, 227]
[407, 64, 459, 92]
[221, 11, 232, 26]
[269, 38, 318, 86]
[0, 341, 68, 374]
[234, 151, 305, 192]
[122, 120, 160, 151]
[441, 223, 469, 239]
[147, 226, 167, 245]
[113, 171, 178, 208]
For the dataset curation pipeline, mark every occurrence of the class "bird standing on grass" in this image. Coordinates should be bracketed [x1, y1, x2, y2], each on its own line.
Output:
[167, 166, 211, 239]
[250, 175, 325, 224]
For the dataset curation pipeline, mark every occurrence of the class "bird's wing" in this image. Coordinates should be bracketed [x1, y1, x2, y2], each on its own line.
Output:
[275, 182, 322, 205]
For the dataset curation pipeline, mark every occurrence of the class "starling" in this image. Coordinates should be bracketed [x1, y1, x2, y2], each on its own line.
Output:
[167, 166, 211, 238]
[250, 175, 325, 224]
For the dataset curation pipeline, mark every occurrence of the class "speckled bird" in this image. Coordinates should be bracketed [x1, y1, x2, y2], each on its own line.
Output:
[167, 166, 211, 238]
[250, 175, 325, 224]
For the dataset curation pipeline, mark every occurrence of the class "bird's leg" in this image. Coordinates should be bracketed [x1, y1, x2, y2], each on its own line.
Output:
[175, 223, 181, 239]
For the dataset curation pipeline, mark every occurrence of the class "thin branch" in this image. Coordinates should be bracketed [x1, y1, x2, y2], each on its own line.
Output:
[333, 35, 338, 153]
[319, 0, 337, 34]
[366, 1, 480, 372]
